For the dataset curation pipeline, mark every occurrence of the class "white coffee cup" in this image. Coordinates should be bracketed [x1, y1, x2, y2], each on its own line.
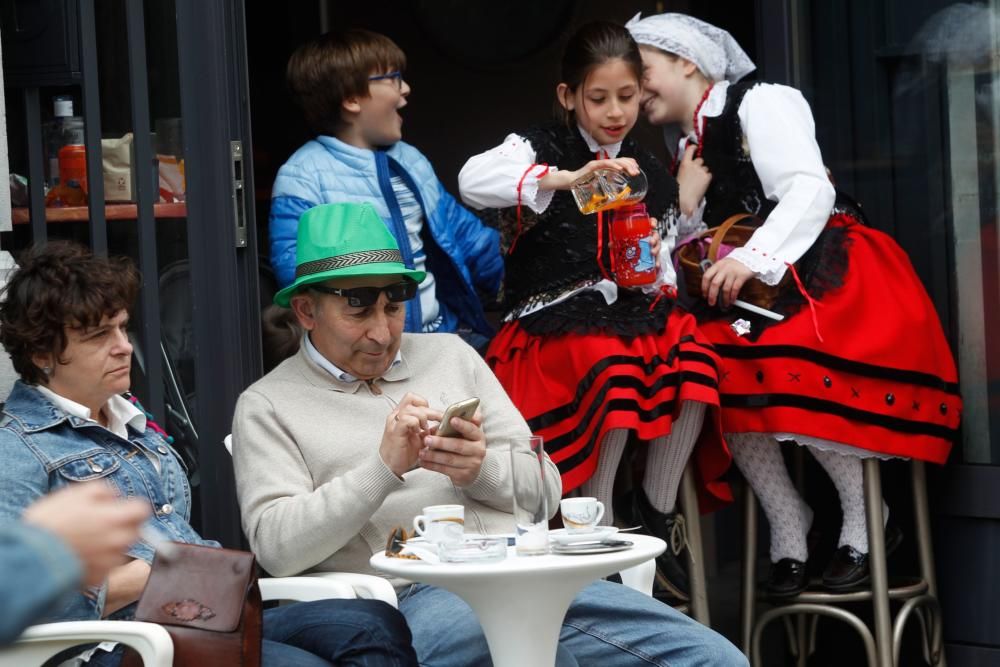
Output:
[560, 497, 605, 533]
[413, 505, 465, 545]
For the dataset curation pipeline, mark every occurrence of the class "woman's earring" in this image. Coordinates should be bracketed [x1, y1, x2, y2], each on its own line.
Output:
[42, 366, 52, 376]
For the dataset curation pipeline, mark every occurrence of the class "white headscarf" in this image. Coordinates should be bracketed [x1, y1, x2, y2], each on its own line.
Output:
[626, 12, 756, 83]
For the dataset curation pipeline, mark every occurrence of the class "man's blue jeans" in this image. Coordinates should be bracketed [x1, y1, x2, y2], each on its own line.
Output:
[398, 579, 749, 666]
[84, 599, 417, 666]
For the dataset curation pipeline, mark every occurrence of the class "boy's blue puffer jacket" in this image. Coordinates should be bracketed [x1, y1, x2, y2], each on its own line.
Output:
[269, 135, 501, 336]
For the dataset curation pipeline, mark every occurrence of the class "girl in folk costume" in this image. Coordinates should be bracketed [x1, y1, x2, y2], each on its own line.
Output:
[459, 21, 731, 599]
[628, 13, 962, 596]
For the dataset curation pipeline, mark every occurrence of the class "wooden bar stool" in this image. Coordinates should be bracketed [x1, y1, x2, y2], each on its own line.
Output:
[740, 459, 944, 667]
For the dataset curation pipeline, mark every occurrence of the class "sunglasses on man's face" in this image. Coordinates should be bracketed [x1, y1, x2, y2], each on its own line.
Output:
[310, 281, 417, 308]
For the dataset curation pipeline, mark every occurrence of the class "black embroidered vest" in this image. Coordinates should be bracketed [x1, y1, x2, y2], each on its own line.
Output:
[494, 122, 679, 338]
[699, 81, 777, 226]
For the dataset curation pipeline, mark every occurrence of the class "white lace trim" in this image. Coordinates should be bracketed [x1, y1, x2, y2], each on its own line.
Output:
[518, 172, 557, 214]
[503, 279, 618, 321]
[773, 433, 901, 461]
[726, 247, 787, 285]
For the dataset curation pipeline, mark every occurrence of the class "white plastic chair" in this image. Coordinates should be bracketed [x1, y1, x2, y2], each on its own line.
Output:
[224, 435, 654, 599]
[0, 621, 173, 667]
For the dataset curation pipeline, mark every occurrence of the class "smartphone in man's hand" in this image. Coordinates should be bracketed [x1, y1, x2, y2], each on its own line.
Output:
[436, 397, 480, 438]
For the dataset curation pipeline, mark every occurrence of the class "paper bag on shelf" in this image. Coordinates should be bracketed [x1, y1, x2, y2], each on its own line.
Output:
[102, 133, 135, 202]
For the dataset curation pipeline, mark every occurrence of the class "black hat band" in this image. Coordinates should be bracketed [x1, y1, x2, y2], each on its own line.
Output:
[295, 249, 404, 279]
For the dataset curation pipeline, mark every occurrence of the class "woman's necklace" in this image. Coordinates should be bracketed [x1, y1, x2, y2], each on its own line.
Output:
[691, 83, 715, 158]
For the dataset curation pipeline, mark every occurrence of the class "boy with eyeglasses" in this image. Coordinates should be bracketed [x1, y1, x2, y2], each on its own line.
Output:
[270, 29, 501, 351]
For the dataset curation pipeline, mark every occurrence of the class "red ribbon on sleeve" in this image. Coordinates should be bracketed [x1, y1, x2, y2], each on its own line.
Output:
[511, 163, 550, 255]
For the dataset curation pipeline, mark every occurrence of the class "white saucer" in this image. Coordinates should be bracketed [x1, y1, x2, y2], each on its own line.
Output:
[549, 526, 619, 545]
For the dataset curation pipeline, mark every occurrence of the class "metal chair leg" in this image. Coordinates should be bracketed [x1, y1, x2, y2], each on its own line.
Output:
[741, 480, 758, 658]
[807, 613, 821, 657]
[911, 461, 946, 666]
[892, 594, 943, 666]
[911, 463, 940, 595]
[679, 463, 710, 626]
[863, 458, 893, 667]
[796, 614, 809, 667]
[781, 616, 799, 658]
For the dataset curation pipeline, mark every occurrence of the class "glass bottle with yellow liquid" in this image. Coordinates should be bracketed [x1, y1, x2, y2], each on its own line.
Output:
[570, 168, 647, 214]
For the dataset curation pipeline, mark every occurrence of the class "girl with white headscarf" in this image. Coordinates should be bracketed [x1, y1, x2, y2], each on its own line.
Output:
[628, 12, 960, 598]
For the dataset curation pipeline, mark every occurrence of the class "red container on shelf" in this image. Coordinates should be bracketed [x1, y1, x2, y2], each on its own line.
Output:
[58, 144, 88, 192]
[45, 144, 88, 207]
[609, 203, 657, 287]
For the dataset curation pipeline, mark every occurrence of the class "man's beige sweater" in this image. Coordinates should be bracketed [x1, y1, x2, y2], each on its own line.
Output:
[232, 333, 562, 580]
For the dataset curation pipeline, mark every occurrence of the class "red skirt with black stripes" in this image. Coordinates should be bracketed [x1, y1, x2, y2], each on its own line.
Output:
[486, 309, 733, 508]
[698, 218, 960, 463]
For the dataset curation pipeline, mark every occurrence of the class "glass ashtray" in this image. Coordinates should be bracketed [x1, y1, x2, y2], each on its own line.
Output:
[438, 537, 508, 563]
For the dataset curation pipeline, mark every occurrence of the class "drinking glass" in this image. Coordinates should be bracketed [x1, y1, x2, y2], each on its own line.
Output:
[510, 435, 550, 556]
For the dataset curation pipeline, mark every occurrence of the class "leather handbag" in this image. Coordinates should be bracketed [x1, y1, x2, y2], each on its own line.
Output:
[121, 543, 262, 667]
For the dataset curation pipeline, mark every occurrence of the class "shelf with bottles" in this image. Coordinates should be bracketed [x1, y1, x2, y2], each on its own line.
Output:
[11, 202, 188, 224]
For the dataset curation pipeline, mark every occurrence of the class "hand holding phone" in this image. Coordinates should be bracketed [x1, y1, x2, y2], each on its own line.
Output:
[436, 397, 480, 438]
[421, 397, 486, 486]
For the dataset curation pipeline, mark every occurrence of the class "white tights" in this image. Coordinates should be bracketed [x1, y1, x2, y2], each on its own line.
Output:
[580, 402, 706, 526]
[730, 433, 885, 562]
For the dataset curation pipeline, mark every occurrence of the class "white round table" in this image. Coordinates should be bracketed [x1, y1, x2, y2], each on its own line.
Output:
[370, 534, 665, 667]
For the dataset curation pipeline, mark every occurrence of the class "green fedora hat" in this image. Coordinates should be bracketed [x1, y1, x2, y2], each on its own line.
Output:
[273, 202, 426, 307]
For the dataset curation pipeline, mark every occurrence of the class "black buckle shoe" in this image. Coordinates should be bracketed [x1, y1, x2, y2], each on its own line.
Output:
[655, 515, 691, 601]
[767, 558, 808, 598]
[821, 545, 868, 590]
[822, 520, 904, 591]
[630, 490, 690, 600]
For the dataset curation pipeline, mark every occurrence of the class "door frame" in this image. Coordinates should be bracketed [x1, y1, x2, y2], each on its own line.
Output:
[176, 0, 261, 547]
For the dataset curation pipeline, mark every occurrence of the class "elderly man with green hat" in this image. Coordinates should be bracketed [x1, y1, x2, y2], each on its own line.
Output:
[272, 202, 427, 385]
[233, 203, 748, 667]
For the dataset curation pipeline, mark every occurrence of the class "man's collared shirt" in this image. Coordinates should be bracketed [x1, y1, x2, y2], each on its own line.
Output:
[302, 333, 402, 383]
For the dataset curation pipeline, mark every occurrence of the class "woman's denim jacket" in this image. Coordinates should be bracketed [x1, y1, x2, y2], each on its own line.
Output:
[0, 381, 216, 621]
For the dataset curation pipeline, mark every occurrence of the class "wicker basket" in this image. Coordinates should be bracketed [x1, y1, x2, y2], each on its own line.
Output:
[676, 213, 791, 309]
